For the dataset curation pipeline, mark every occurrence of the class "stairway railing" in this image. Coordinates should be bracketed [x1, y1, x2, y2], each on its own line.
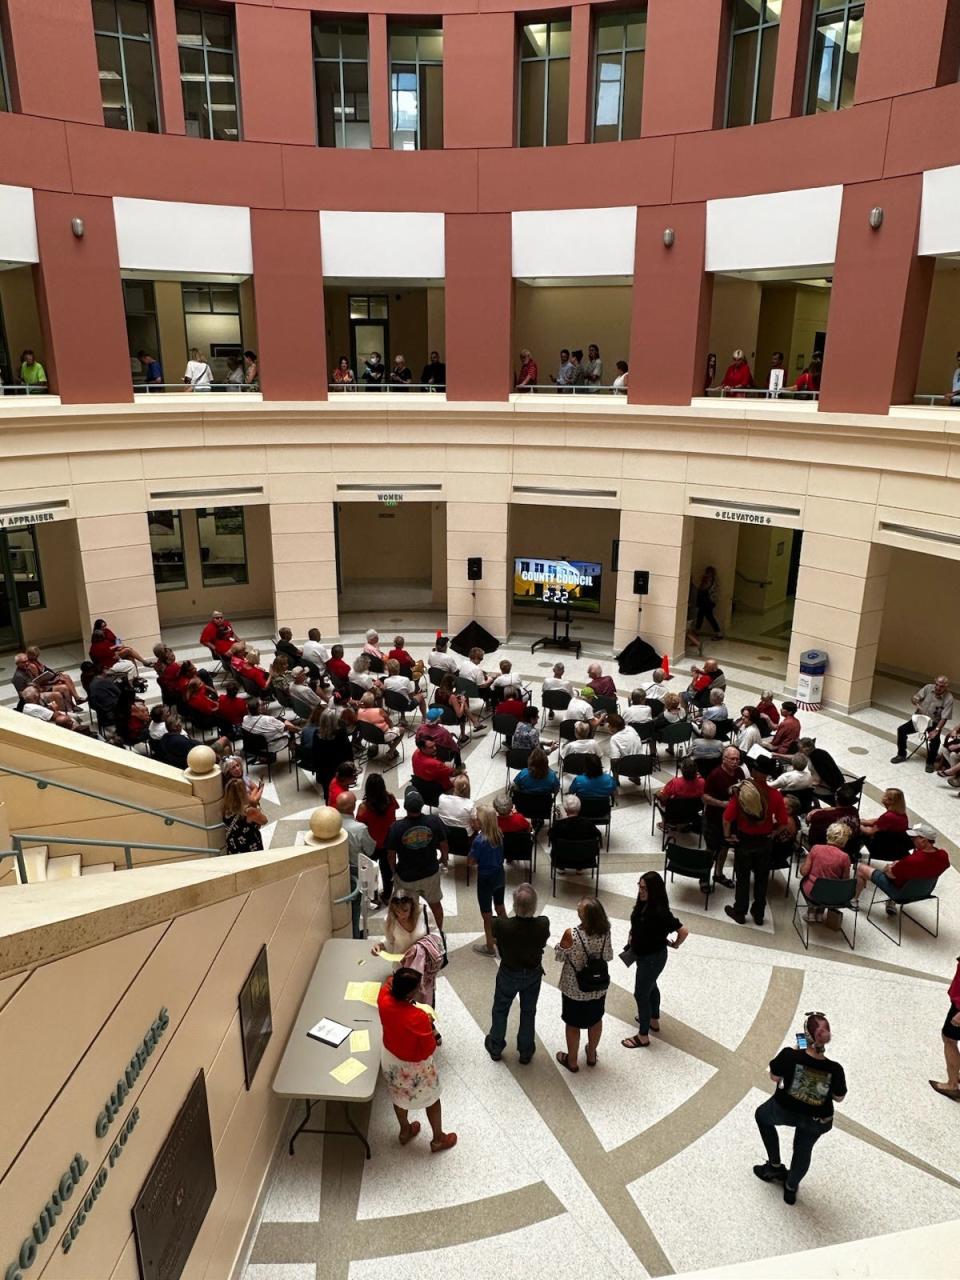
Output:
[11, 832, 226, 880]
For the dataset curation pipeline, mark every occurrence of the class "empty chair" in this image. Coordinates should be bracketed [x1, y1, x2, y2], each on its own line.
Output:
[866, 874, 940, 947]
[502, 828, 534, 874]
[711, 716, 736, 741]
[793, 877, 858, 950]
[663, 843, 715, 909]
[549, 837, 600, 896]
[411, 777, 445, 811]
[657, 721, 694, 760]
[863, 828, 912, 864]
[562, 751, 599, 783]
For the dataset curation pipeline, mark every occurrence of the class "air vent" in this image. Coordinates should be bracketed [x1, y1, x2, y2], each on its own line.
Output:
[879, 521, 960, 548]
[150, 486, 264, 500]
[336, 483, 443, 492]
[688, 497, 801, 517]
[0, 499, 70, 515]
[513, 485, 618, 499]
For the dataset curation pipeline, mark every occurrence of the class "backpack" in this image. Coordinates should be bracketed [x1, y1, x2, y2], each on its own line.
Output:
[573, 927, 609, 993]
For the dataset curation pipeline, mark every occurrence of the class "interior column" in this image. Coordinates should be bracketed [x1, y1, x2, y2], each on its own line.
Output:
[74, 514, 161, 658]
[787, 531, 890, 712]
[269, 496, 339, 644]
[446, 502, 510, 640]
[613, 505, 693, 663]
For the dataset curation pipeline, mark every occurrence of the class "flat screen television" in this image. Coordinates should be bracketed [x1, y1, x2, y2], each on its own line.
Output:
[513, 557, 602, 612]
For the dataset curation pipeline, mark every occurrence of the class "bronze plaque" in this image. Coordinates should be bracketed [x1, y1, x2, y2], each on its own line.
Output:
[133, 1070, 217, 1280]
[238, 943, 272, 1089]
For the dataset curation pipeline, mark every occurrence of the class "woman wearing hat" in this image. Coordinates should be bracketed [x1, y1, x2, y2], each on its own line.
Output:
[722, 756, 788, 927]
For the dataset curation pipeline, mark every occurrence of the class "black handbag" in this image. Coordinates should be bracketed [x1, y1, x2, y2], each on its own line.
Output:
[573, 928, 609, 992]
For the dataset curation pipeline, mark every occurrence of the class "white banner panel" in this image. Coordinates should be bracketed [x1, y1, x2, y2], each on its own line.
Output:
[920, 165, 960, 256]
[319, 211, 445, 278]
[706, 186, 843, 272]
[511, 207, 637, 278]
[113, 197, 253, 274]
[0, 185, 38, 263]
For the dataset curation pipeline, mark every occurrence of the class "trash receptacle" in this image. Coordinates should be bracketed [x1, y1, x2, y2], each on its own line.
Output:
[797, 649, 828, 711]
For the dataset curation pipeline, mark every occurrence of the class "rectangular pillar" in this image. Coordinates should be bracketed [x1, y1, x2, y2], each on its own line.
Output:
[770, 0, 812, 120]
[818, 176, 931, 415]
[443, 13, 515, 148]
[6, 0, 102, 123]
[787, 532, 890, 712]
[235, 4, 316, 145]
[642, 0, 725, 137]
[152, 0, 185, 134]
[855, 0, 956, 102]
[566, 5, 592, 145]
[445, 213, 512, 401]
[446, 502, 510, 640]
[369, 14, 391, 149]
[614, 508, 693, 662]
[270, 501, 339, 641]
[74, 514, 161, 659]
[629, 203, 711, 405]
[252, 209, 327, 400]
[33, 192, 132, 404]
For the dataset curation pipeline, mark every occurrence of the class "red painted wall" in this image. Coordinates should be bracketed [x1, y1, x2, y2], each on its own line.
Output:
[855, 0, 953, 103]
[641, 0, 725, 137]
[819, 176, 928, 415]
[251, 209, 327, 401]
[6, 0, 102, 124]
[443, 13, 515, 149]
[235, 4, 317, 146]
[567, 5, 592, 146]
[368, 15, 391, 149]
[33, 192, 131, 405]
[444, 213, 512, 401]
[153, 0, 186, 135]
[628, 204, 712, 406]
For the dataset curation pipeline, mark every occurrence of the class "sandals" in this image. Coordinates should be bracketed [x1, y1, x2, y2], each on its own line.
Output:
[586, 1052, 598, 1067]
[929, 1080, 960, 1100]
[399, 1121, 421, 1146]
[622, 1035, 651, 1049]
[430, 1132, 458, 1153]
[556, 1051, 579, 1073]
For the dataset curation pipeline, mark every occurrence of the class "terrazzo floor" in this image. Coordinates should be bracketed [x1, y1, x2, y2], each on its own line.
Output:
[10, 615, 960, 1277]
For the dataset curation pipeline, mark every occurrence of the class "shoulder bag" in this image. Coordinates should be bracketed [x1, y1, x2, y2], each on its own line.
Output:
[573, 927, 609, 992]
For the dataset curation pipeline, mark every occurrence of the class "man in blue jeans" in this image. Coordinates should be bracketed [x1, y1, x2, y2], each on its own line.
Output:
[484, 883, 550, 1065]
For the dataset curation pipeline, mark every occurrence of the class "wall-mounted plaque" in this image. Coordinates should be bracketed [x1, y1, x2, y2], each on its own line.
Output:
[239, 943, 272, 1089]
[133, 1070, 217, 1280]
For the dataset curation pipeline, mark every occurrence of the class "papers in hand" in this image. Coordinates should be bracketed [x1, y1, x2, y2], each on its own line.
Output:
[330, 1057, 367, 1085]
[378, 951, 406, 963]
[307, 1017, 351, 1048]
[414, 1001, 437, 1021]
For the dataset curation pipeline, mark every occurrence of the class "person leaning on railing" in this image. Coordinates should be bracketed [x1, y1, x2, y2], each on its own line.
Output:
[515, 348, 538, 391]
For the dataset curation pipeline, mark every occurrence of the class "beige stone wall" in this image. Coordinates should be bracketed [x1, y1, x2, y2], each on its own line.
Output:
[338, 500, 433, 586]
[877, 545, 960, 684]
[0, 839, 349, 1280]
[512, 284, 632, 383]
[0, 266, 45, 375]
[155, 502, 274, 625]
[509, 503, 620, 621]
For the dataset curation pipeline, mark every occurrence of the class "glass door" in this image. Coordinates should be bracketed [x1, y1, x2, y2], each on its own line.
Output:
[0, 533, 26, 650]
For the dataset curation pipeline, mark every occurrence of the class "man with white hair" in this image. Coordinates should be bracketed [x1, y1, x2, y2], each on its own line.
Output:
[644, 668, 672, 701]
[485, 882, 551, 1065]
[363, 630, 384, 661]
[587, 663, 617, 699]
[335, 792, 373, 937]
[543, 662, 574, 697]
[771, 753, 814, 794]
[549, 794, 602, 848]
[691, 719, 723, 762]
[20, 685, 77, 730]
[702, 686, 729, 723]
[890, 675, 954, 773]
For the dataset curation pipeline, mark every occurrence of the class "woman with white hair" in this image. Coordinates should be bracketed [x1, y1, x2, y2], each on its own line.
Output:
[798, 822, 852, 923]
[363, 630, 384, 660]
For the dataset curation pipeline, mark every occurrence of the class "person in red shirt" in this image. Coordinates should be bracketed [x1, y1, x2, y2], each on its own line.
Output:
[931, 956, 960, 1100]
[854, 822, 949, 914]
[387, 635, 417, 669]
[658, 756, 706, 807]
[217, 680, 247, 729]
[493, 793, 531, 835]
[794, 356, 822, 395]
[765, 702, 802, 757]
[756, 691, 780, 728]
[231, 651, 269, 690]
[185, 676, 219, 717]
[327, 762, 358, 810]
[325, 644, 350, 683]
[703, 747, 746, 890]
[719, 349, 754, 396]
[723, 757, 788, 927]
[495, 689, 526, 721]
[199, 611, 238, 658]
[358, 773, 400, 902]
[377, 967, 456, 1152]
[412, 739, 457, 793]
[515, 348, 538, 391]
[586, 664, 617, 699]
[858, 787, 909, 860]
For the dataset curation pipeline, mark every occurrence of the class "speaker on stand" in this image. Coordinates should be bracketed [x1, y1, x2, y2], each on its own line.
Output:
[451, 556, 499, 654]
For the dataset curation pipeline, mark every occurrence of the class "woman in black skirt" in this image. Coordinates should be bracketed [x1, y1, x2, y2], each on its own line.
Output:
[554, 897, 613, 1072]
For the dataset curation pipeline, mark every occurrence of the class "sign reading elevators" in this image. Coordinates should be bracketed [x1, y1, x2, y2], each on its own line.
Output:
[133, 1071, 216, 1280]
[687, 496, 803, 530]
[714, 509, 773, 525]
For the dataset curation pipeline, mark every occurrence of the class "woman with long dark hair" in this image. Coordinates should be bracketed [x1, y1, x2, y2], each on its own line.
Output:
[358, 772, 399, 903]
[621, 872, 688, 1049]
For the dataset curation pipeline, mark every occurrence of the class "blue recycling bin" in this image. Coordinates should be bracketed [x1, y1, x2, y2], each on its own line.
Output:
[797, 649, 828, 710]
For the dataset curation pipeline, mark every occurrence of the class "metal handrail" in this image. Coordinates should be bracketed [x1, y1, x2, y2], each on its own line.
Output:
[12, 832, 225, 875]
[519, 384, 625, 395]
[0, 849, 28, 883]
[327, 382, 445, 392]
[0, 763, 223, 833]
[132, 382, 260, 393]
[913, 394, 959, 406]
[1, 384, 51, 395]
[704, 386, 819, 400]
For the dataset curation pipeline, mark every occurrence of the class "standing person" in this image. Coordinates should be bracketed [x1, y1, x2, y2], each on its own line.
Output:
[377, 968, 457, 1152]
[387, 790, 448, 927]
[931, 955, 960, 1100]
[719, 348, 754, 394]
[243, 350, 259, 387]
[723, 757, 787, 927]
[582, 343, 603, 389]
[223, 778, 267, 854]
[554, 897, 613, 1072]
[767, 350, 786, 395]
[612, 360, 629, 392]
[361, 351, 385, 388]
[312, 708, 353, 801]
[470, 806, 507, 957]
[389, 353, 413, 389]
[183, 347, 213, 390]
[19, 349, 47, 390]
[753, 1012, 847, 1204]
[484, 883, 550, 1065]
[621, 872, 689, 1049]
[371, 893, 443, 1008]
[515, 348, 539, 391]
[550, 348, 576, 389]
[137, 348, 163, 388]
[694, 567, 722, 637]
[420, 350, 446, 389]
[358, 773, 400, 903]
[333, 355, 355, 387]
[947, 351, 960, 406]
[890, 676, 954, 772]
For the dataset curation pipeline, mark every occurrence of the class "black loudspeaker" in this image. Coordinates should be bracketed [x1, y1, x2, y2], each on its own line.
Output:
[633, 570, 650, 596]
[466, 557, 483, 581]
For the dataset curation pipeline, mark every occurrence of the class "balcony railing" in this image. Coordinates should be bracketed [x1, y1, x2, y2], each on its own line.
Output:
[1, 384, 51, 395]
[912, 394, 960, 407]
[132, 382, 260, 393]
[327, 382, 445, 393]
[703, 387, 820, 401]
[515, 384, 627, 395]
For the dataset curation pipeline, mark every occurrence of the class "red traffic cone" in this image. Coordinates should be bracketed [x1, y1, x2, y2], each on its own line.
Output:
[661, 653, 670, 677]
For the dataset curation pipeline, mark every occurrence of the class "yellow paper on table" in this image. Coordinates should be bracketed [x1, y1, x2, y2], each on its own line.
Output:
[359, 981, 381, 1006]
[378, 951, 405, 963]
[344, 981, 367, 1002]
[329, 1057, 367, 1085]
[414, 1002, 437, 1021]
[349, 1029, 371, 1053]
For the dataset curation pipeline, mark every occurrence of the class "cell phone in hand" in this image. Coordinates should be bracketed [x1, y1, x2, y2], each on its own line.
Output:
[796, 1033, 808, 1050]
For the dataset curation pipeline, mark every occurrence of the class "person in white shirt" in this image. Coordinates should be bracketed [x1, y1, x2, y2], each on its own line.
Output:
[148, 706, 169, 741]
[459, 647, 493, 689]
[771, 753, 815, 793]
[564, 694, 596, 723]
[301, 628, 329, 671]
[644, 669, 672, 701]
[542, 662, 575, 696]
[184, 347, 213, 391]
[437, 774, 476, 830]
[607, 714, 644, 759]
[490, 658, 530, 701]
[350, 655, 380, 692]
[242, 698, 296, 753]
[623, 689, 652, 725]
[383, 659, 427, 716]
[20, 685, 76, 729]
[335, 791, 376, 867]
[428, 636, 460, 674]
[701, 687, 729, 723]
[735, 706, 763, 754]
[570, 720, 601, 756]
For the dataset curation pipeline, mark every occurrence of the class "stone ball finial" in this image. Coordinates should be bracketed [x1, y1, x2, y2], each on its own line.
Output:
[186, 744, 217, 774]
[309, 806, 342, 841]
